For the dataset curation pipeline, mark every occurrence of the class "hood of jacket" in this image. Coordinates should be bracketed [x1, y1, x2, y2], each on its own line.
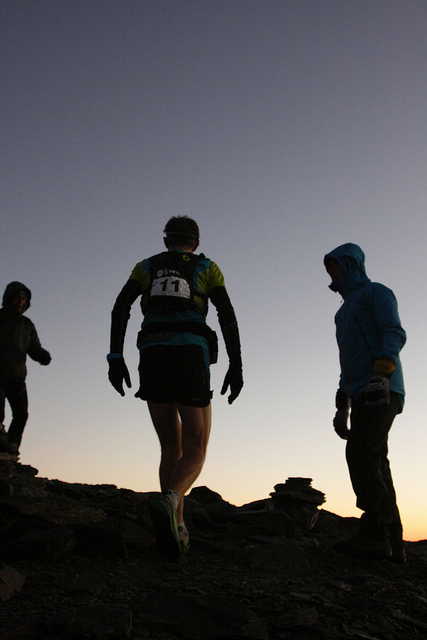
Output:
[324, 243, 370, 296]
[2, 281, 32, 312]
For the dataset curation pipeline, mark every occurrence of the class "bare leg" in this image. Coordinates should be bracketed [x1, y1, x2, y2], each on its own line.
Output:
[148, 401, 182, 493]
[148, 401, 212, 522]
[171, 402, 211, 519]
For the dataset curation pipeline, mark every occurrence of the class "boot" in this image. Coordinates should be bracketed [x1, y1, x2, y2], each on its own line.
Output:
[334, 532, 392, 560]
[389, 521, 406, 564]
[0, 425, 18, 454]
[334, 512, 392, 560]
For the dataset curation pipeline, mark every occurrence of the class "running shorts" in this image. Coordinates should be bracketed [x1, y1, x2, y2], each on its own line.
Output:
[137, 344, 212, 407]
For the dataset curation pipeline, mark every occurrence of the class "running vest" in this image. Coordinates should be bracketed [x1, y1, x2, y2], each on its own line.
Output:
[146, 251, 207, 313]
[140, 251, 218, 363]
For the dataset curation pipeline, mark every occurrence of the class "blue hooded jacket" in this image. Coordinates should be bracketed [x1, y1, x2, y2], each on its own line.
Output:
[324, 243, 406, 409]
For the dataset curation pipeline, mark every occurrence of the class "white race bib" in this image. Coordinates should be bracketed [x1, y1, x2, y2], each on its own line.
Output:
[150, 273, 191, 299]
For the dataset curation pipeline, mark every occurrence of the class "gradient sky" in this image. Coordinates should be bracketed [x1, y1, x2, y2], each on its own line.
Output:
[1, 1, 426, 541]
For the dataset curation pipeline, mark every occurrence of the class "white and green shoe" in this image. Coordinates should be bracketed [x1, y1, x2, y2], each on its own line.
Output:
[149, 495, 181, 560]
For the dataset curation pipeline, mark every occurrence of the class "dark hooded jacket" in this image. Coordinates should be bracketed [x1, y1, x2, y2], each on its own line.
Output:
[0, 282, 51, 377]
[324, 244, 406, 408]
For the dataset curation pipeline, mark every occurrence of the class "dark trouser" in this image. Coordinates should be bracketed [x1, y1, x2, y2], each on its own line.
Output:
[0, 375, 29, 448]
[347, 392, 402, 537]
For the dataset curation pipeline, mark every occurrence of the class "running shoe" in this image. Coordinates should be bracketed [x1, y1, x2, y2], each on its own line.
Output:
[0, 430, 18, 454]
[178, 524, 190, 554]
[149, 495, 181, 560]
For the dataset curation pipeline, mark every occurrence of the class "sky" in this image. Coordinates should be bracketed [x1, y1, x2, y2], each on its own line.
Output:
[1, 0, 426, 542]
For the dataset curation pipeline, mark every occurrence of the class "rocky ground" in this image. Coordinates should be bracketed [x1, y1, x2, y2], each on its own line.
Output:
[0, 459, 426, 640]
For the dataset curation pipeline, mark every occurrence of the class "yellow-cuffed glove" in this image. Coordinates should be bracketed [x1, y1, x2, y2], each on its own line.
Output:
[373, 358, 396, 377]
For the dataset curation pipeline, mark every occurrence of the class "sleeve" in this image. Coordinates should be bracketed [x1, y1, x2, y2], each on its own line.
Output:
[209, 284, 242, 370]
[334, 314, 346, 393]
[27, 321, 51, 365]
[110, 261, 151, 354]
[110, 278, 143, 354]
[372, 284, 406, 363]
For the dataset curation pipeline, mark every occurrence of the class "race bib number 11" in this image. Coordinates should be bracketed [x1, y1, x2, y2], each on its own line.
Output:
[151, 274, 191, 299]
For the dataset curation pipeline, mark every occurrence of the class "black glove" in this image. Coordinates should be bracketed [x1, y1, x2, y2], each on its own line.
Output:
[38, 349, 51, 366]
[333, 390, 350, 439]
[108, 358, 131, 396]
[221, 365, 243, 404]
[333, 410, 350, 439]
[365, 376, 390, 407]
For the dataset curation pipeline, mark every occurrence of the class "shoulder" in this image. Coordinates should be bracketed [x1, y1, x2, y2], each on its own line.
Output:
[121, 261, 150, 295]
[20, 315, 37, 331]
[370, 281, 394, 294]
[209, 260, 224, 279]
[129, 258, 151, 284]
[195, 254, 220, 271]
[136, 257, 152, 271]
[356, 282, 401, 325]
[194, 253, 214, 269]
[352, 280, 391, 300]
[198, 257, 225, 286]
[188, 255, 225, 295]
[369, 281, 398, 304]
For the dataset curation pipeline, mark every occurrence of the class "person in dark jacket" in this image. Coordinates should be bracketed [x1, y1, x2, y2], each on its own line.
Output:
[324, 244, 406, 563]
[108, 216, 243, 559]
[0, 282, 51, 453]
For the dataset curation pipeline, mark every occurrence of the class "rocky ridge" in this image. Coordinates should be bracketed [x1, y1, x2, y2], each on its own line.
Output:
[0, 459, 426, 640]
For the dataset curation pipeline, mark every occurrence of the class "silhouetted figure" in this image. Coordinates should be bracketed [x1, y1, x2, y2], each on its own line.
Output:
[324, 244, 406, 563]
[108, 216, 243, 558]
[0, 282, 51, 454]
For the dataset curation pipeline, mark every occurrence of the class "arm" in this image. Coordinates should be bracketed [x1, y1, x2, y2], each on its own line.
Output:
[209, 285, 243, 403]
[108, 279, 142, 395]
[372, 284, 406, 364]
[27, 322, 51, 365]
[365, 284, 406, 406]
[110, 279, 142, 354]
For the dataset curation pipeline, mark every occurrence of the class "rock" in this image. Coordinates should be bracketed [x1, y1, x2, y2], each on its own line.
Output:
[0, 565, 25, 601]
[54, 573, 104, 595]
[5, 526, 76, 560]
[188, 486, 224, 504]
[47, 606, 133, 639]
[245, 538, 312, 576]
[139, 594, 268, 639]
[0, 616, 44, 640]
[270, 605, 318, 629]
[0, 478, 12, 497]
[188, 486, 237, 521]
[271, 477, 326, 506]
[74, 522, 128, 559]
[228, 506, 297, 537]
[0, 461, 426, 640]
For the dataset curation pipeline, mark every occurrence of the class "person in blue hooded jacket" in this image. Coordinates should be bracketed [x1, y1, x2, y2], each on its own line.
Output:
[324, 243, 406, 562]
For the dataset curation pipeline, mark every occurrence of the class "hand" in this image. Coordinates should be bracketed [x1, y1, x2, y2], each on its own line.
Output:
[365, 376, 390, 407]
[333, 389, 350, 438]
[39, 350, 51, 365]
[108, 358, 131, 396]
[221, 366, 243, 404]
[333, 409, 350, 439]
